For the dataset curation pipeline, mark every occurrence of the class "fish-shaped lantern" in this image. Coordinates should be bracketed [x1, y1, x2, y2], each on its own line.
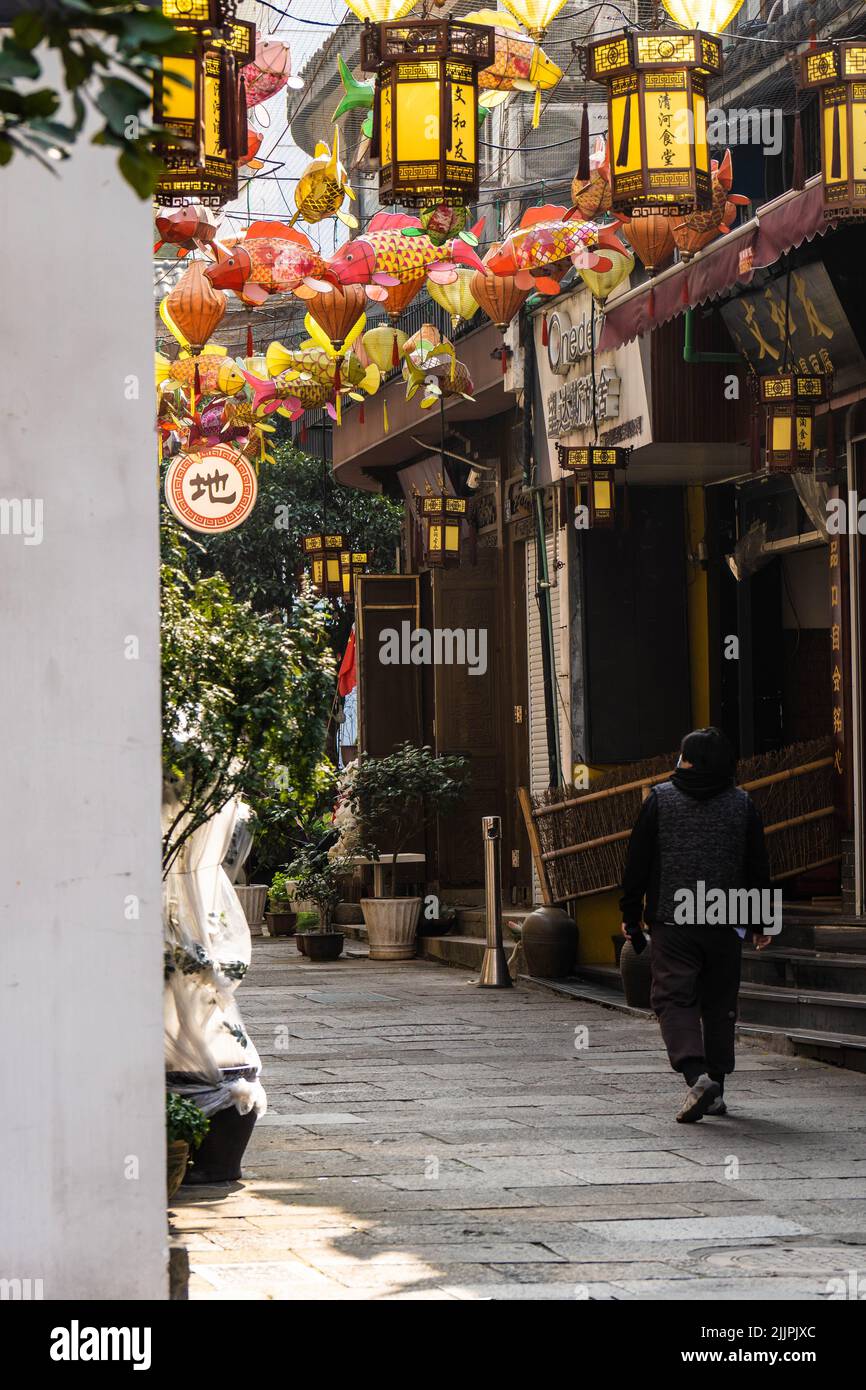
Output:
[670, 150, 749, 261]
[153, 204, 220, 256]
[326, 212, 485, 304]
[465, 10, 561, 102]
[570, 136, 612, 222]
[485, 205, 630, 294]
[241, 40, 298, 110]
[263, 341, 380, 401]
[155, 345, 245, 399]
[291, 128, 357, 230]
[204, 221, 338, 307]
[404, 338, 475, 409]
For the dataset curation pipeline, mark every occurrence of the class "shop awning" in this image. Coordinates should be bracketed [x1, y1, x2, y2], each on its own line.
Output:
[599, 176, 835, 353]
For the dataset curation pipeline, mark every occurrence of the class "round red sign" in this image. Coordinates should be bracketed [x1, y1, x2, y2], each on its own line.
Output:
[164, 445, 258, 534]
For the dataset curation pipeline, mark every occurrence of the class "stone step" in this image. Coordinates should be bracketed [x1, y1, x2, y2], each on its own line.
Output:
[741, 947, 866, 994]
[418, 933, 524, 975]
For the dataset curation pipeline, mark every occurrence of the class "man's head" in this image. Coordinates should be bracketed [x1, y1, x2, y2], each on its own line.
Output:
[678, 727, 735, 778]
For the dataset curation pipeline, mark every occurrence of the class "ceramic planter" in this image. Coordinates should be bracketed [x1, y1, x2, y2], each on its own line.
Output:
[303, 931, 344, 962]
[521, 905, 578, 979]
[167, 1140, 189, 1201]
[361, 897, 422, 960]
[620, 935, 652, 1009]
[266, 906, 297, 936]
[235, 884, 268, 936]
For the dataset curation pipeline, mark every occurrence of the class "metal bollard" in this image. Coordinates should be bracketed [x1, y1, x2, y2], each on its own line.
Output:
[478, 816, 513, 989]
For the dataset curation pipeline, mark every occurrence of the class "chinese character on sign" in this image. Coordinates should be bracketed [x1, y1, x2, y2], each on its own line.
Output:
[189, 468, 237, 507]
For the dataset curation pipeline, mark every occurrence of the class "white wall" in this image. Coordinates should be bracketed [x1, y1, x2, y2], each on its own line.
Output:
[0, 103, 167, 1298]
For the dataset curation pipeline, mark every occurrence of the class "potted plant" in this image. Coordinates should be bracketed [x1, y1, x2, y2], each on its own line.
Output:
[348, 743, 467, 960]
[265, 868, 298, 937]
[287, 848, 348, 961]
[166, 1092, 209, 1200]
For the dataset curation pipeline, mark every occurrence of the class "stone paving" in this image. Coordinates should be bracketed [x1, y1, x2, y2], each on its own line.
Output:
[172, 938, 866, 1300]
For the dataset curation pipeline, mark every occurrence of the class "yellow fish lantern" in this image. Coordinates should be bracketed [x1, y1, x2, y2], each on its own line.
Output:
[495, 0, 569, 124]
[155, 345, 245, 400]
[426, 267, 481, 332]
[464, 10, 562, 115]
[362, 324, 407, 373]
[291, 128, 357, 229]
[578, 247, 635, 307]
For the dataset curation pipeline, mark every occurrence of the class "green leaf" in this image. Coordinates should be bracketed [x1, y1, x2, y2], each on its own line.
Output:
[95, 75, 149, 134]
[118, 145, 163, 199]
[0, 43, 41, 81]
[0, 136, 13, 166]
[12, 14, 45, 51]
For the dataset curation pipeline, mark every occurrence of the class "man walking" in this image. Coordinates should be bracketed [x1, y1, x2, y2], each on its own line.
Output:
[620, 728, 774, 1123]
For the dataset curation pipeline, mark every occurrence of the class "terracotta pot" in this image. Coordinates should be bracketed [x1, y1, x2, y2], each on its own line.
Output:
[521, 905, 578, 979]
[361, 897, 422, 960]
[167, 1140, 190, 1201]
[303, 931, 345, 961]
[620, 934, 652, 1008]
[266, 908, 297, 937]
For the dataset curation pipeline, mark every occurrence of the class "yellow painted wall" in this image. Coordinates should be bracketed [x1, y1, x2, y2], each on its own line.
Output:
[686, 485, 711, 729]
[575, 889, 621, 965]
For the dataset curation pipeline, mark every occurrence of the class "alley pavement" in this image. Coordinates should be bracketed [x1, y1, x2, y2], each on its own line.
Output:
[172, 938, 866, 1300]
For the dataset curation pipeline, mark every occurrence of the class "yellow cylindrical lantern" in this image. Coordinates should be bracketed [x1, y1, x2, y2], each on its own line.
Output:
[303, 533, 346, 597]
[362, 18, 495, 207]
[802, 42, 866, 220]
[661, 0, 744, 30]
[587, 30, 722, 217]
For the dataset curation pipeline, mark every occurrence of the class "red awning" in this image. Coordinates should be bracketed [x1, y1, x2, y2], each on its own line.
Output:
[599, 177, 835, 352]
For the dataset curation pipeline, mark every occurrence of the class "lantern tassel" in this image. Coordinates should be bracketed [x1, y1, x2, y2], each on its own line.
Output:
[532, 84, 542, 130]
[831, 102, 842, 180]
[792, 107, 805, 191]
[383, 399, 389, 434]
[577, 102, 590, 183]
[617, 92, 631, 169]
[501, 341, 507, 375]
[392, 332, 400, 367]
[246, 325, 254, 358]
[541, 312, 549, 346]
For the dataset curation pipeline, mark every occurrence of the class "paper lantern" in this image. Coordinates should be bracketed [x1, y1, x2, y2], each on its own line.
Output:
[419, 490, 467, 566]
[362, 18, 495, 208]
[426, 266, 480, 330]
[242, 40, 293, 109]
[761, 372, 831, 473]
[380, 277, 424, 323]
[344, 0, 418, 20]
[305, 284, 368, 350]
[362, 324, 407, 372]
[498, 0, 568, 41]
[661, 0, 744, 30]
[164, 261, 226, 350]
[587, 30, 722, 217]
[470, 258, 529, 329]
[802, 42, 866, 220]
[303, 533, 345, 597]
[578, 248, 634, 305]
[340, 550, 369, 601]
[617, 211, 676, 275]
[556, 445, 629, 528]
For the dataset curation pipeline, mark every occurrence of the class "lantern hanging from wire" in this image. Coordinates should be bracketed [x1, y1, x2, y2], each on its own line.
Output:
[556, 445, 629, 529]
[303, 533, 346, 597]
[470, 250, 529, 373]
[660, 0, 744, 30]
[340, 549, 370, 602]
[362, 17, 495, 208]
[154, 42, 246, 207]
[362, 323, 407, 372]
[426, 266, 481, 331]
[802, 41, 866, 220]
[760, 371, 831, 474]
[343, 0, 418, 20]
[418, 483, 468, 566]
[161, 261, 226, 352]
[586, 29, 722, 218]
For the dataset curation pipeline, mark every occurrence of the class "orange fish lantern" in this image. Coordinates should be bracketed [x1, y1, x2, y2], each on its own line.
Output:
[241, 41, 297, 110]
[485, 205, 630, 294]
[204, 221, 338, 307]
[670, 150, 749, 261]
[305, 283, 368, 351]
[238, 128, 264, 172]
[161, 262, 226, 353]
[570, 137, 612, 221]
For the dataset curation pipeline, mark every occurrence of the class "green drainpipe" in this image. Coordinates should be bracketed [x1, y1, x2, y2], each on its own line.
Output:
[683, 307, 741, 365]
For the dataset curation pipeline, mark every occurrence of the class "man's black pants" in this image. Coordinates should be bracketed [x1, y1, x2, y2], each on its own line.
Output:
[650, 924, 742, 1079]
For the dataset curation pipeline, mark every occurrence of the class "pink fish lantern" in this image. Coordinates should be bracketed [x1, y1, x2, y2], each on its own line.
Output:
[242, 42, 296, 109]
